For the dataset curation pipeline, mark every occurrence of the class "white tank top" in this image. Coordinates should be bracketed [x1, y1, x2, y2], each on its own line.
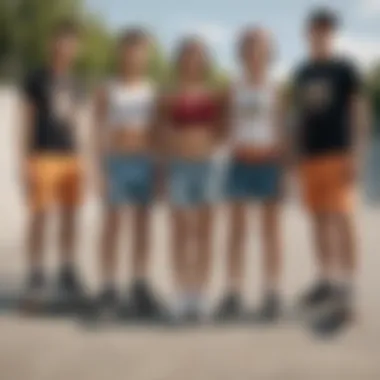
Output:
[106, 79, 156, 130]
[231, 79, 278, 148]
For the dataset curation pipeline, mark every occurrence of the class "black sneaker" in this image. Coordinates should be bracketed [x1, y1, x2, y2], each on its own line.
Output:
[214, 293, 242, 321]
[28, 271, 45, 290]
[128, 280, 164, 320]
[21, 271, 46, 312]
[312, 304, 354, 337]
[300, 281, 334, 309]
[95, 287, 119, 319]
[256, 293, 281, 323]
[57, 267, 85, 299]
[52, 267, 88, 314]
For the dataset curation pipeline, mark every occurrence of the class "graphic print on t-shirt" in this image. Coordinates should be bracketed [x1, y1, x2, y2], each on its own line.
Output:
[23, 68, 81, 152]
[238, 93, 267, 119]
[51, 83, 76, 127]
[293, 58, 362, 157]
[302, 78, 333, 113]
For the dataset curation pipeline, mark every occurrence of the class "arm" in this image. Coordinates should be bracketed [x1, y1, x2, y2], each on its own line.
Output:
[218, 84, 232, 144]
[274, 84, 292, 164]
[347, 64, 371, 178]
[19, 76, 36, 191]
[274, 83, 296, 198]
[91, 86, 108, 195]
[19, 100, 34, 188]
[151, 91, 169, 163]
[351, 93, 371, 176]
[152, 91, 172, 199]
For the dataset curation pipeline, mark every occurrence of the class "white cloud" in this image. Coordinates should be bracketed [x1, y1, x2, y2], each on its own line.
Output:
[335, 33, 380, 71]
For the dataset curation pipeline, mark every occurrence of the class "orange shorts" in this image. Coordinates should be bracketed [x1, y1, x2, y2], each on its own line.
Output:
[300, 154, 355, 213]
[27, 155, 83, 211]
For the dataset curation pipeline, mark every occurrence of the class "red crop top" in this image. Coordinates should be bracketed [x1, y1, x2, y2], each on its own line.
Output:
[168, 92, 220, 128]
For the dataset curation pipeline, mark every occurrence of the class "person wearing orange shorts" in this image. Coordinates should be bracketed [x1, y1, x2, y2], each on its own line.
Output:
[300, 154, 355, 214]
[293, 8, 369, 332]
[20, 21, 85, 308]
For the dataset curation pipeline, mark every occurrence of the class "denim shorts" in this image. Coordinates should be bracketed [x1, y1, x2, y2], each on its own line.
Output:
[169, 159, 217, 208]
[104, 154, 154, 205]
[226, 159, 283, 201]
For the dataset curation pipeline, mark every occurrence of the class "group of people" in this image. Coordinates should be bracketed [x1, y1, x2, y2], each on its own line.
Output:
[20, 8, 368, 329]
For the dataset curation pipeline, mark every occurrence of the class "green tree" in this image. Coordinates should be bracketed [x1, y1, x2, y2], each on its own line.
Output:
[76, 14, 115, 82]
[0, 0, 19, 76]
[12, 0, 80, 70]
[0, 0, 115, 81]
[368, 65, 380, 131]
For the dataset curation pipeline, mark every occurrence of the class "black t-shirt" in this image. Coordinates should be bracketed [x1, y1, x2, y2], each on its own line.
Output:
[22, 68, 82, 153]
[293, 58, 362, 157]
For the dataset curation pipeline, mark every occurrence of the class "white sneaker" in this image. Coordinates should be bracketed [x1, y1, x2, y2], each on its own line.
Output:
[192, 293, 210, 322]
[171, 293, 191, 322]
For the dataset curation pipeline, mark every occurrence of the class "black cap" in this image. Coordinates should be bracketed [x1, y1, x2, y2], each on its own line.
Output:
[307, 7, 340, 29]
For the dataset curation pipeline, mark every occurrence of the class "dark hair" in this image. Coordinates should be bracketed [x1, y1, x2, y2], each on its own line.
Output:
[118, 27, 151, 48]
[238, 27, 275, 62]
[173, 36, 212, 78]
[307, 8, 340, 30]
[53, 20, 81, 39]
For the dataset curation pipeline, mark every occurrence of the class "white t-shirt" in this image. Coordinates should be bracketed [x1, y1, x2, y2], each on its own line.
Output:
[106, 79, 156, 131]
[230, 79, 278, 149]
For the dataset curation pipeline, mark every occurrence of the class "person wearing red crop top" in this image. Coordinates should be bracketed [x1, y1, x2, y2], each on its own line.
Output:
[157, 37, 224, 321]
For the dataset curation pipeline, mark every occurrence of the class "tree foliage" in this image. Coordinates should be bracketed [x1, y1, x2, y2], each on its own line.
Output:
[368, 65, 380, 130]
[0, 0, 116, 80]
[0, 0, 170, 84]
[1, 0, 379, 124]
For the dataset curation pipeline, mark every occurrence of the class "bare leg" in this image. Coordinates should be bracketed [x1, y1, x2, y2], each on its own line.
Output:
[194, 205, 213, 293]
[99, 207, 121, 286]
[261, 202, 281, 293]
[131, 205, 151, 280]
[299, 213, 337, 307]
[312, 213, 334, 280]
[27, 210, 46, 275]
[171, 208, 190, 292]
[226, 202, 247, 294]
[58, 206, 78, 267]
[335, 213, 357, 278]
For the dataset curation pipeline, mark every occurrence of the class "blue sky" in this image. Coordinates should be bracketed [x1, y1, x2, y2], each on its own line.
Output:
[86, 0, 380, 78]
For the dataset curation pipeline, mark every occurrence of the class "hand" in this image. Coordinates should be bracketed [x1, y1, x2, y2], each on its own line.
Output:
[154, 167, 167, 201]
[282, 165, 296, 199]
[94, 171, 107, 199]
[20, 161, 32, 196]
[344, 157, 358, 184]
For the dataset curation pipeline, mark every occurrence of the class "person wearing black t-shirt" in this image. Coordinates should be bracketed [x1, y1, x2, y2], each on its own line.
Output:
[293, 9, 369, 331]
[20, 21, 85, 307]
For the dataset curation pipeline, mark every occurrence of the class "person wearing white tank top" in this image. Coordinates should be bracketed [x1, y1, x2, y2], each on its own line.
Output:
[214, 27, 287, 323]
[92, 29, 164, 319]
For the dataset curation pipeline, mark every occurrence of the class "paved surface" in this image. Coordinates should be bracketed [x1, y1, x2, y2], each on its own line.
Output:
[0, 88, 379, 380]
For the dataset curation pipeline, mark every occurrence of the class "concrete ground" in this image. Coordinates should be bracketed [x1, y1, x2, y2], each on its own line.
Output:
[0, 88, 379, 380]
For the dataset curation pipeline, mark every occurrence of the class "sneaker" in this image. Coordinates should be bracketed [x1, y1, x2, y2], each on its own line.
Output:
[170, 294, 191, 324]
[129, 280, 164, 320]
[256, 293, 281, 323]
[300, 281, 335, 309]
[52, 267, 88, 314]
[28, 271, 45, 290]
[57, 267, 85, 300]
[21, 271, 46, 312]
[214, 293, 242, 321]
[312, 303, 354, 337]
[178, 293, 209, 323]
[192, 294, 210, 323]
[96, 287, 119, 319]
